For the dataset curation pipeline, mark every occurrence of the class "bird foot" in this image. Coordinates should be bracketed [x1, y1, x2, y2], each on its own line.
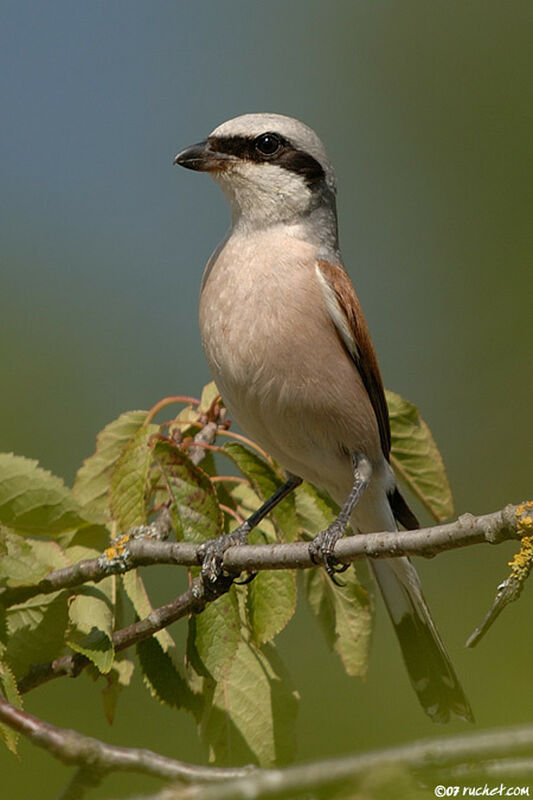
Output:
[196, 522, 251, 597]
[308, 521, 349, 584]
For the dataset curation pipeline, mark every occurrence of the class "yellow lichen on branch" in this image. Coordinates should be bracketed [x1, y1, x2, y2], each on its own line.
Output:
[509, 501, 533, 578]
[467, 500, 533, 647]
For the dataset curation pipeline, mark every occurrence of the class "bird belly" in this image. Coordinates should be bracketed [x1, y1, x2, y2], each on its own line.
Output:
[198, 232, 385, 500]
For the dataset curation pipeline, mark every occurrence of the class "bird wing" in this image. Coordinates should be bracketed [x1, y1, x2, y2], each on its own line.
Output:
[315, 259, 418, 530]
[315, 259, 391, 459]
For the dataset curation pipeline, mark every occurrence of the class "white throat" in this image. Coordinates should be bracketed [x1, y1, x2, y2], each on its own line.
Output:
[214, 162, 313, 230]
[213, 162, 340, 261]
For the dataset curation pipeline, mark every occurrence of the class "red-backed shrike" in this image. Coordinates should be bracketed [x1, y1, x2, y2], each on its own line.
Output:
[175, 113, 472, 723]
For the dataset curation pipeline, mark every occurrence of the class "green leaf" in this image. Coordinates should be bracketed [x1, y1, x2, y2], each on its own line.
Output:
[171, 404, 200, 433]
[0, 654, 22, 754]
[152, 437, 221, 543]
[109, 657, 134, 687]
[228, 482, 272, 529]
[386, 390, 454, 522]
[188, 590, 241, 681]
[5, 591, 69, 679]
[122, 570, 174, 651]
[73, 410, 149, 522]
[228, 485, 298, 642]
[64, 525, 110, 565]
[223, 482, 279, 554]
[294, 481, 338, 537]
[137, 635, 199, 715]
[202, 640, 299, 767]
[245, 509, 297, 644]
[101, 658, 135, 724]
[198, 381, 220, 413]
[305, 566, 372, 678]
[247, 569, 297, 645]
[108, 424, 159, 529]
[66, 580, 115, 674]
[222, 442, 300, 541]
[0, 453, 90, 535]
[0, 532, 69, 587]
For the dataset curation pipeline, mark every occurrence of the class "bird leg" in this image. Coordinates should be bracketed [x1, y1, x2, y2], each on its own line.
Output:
[197, 473, 302, 594]
[309, 452, 372, 581]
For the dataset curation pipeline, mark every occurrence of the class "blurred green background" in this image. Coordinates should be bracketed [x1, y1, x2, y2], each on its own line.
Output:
[1, 1, 532, 796]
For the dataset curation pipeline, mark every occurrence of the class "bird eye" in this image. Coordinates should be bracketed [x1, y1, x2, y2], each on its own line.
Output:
[254, 133, 281, 157]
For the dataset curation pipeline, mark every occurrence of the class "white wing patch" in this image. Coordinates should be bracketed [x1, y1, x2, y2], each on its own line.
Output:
[315, 263, 360, 361]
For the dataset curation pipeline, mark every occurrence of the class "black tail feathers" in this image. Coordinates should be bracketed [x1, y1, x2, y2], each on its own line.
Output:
[372, 557, 474, 723]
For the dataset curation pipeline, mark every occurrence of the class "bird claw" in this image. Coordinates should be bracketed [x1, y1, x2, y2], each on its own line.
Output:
[196, 522, 251, 597]
[308, 523, 349, 584]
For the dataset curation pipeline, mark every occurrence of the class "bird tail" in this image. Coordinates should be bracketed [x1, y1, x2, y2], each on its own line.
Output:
[371, 555, 474, 723]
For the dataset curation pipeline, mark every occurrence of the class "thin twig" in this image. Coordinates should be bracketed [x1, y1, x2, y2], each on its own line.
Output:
[17, 576, 214, 693]
[55, 766, 102, 800]
[145, 396, 200, 426]
[218, 504, 244, 524]
[186, 421, 219, 465]
[0, 692, 251, 787]
[466, 500, 533, 646]
[217, 430, 273, 463]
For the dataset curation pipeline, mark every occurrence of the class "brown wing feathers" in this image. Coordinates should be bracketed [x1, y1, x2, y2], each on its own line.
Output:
[316, 260, 419, 530]
[317, 260, 391, 459]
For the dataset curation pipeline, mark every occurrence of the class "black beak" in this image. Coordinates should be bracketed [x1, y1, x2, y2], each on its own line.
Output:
[173, 140, 233, 172]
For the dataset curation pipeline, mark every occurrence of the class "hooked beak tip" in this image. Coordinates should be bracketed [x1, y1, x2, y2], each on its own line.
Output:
[173, 140, 213, 171]
[173, 140, 234, 173]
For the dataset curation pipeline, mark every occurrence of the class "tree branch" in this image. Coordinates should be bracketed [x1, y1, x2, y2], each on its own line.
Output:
[1, 503, 525, 610]
[56, 766, 103, 800]
[13, 501, 530, 695]
[17, 576, 217, 693]
[3, 688, 533, 800]
[0, 692, 250, 791]
[120, 725, 533, 800]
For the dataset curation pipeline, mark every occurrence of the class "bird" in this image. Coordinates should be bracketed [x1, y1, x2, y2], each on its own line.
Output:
[174, 112, 473, 723]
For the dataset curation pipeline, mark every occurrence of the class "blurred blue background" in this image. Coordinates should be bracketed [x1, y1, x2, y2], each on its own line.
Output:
[1, 1, 532, 796]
